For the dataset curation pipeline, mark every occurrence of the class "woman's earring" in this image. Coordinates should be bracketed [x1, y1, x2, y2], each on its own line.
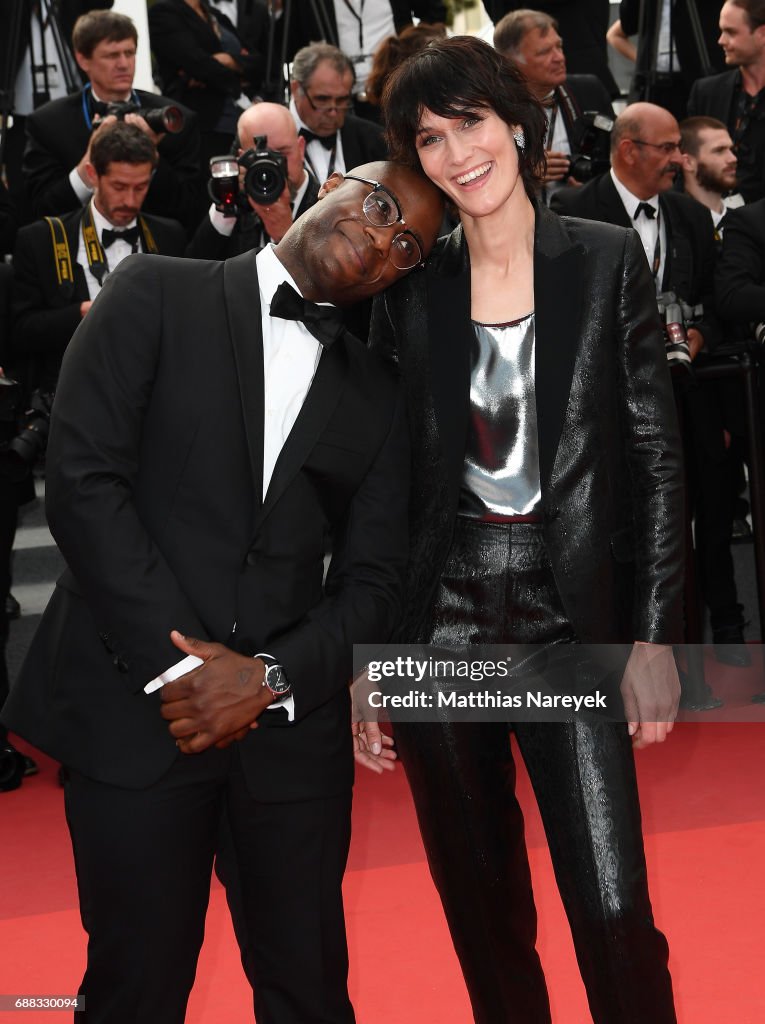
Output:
[513, 129, 525, 151]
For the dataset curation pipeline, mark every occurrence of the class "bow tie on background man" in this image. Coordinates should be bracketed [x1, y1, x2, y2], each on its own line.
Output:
[101, 226, 140, 250]
[269, 282, 347, 348]
[299, 127, 336, 150]
[634, 201, 657, 220]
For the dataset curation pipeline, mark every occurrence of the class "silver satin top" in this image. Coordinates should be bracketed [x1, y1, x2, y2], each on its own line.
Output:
[459, 312, 543, 519]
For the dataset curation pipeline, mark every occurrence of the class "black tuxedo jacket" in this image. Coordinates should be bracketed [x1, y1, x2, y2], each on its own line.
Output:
[715, 198, 765, 326]
[687, 69, 738, 124]
[185, 171, 320, 260]
[11, 208, 185, 390]
[340, 115, 388, 172]
[3, 251, 409, 799]
[370, 206, 684, 645]
[149, 0, 264, 131]
[551, 172, 722, 349]
[484, 0, 618, 95]
[285, 0, 447, 61]
[22, 89, 201, 228]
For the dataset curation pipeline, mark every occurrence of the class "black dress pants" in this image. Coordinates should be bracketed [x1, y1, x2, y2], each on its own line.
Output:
[64, 744, 354, 1024]
[394, 519, 676, 1024]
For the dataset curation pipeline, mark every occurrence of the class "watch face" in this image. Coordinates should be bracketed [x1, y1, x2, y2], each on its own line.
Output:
[265, 663, 290, 696]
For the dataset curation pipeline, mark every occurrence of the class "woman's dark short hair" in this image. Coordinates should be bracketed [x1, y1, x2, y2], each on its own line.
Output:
[382, 35, 547, 197]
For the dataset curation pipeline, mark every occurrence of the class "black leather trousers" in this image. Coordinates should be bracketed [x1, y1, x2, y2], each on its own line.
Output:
[394, 519, 676, 1024]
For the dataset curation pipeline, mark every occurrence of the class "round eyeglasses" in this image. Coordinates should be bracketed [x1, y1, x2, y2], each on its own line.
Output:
[300, 87, 354, 113]
[343, 174, 424, 271]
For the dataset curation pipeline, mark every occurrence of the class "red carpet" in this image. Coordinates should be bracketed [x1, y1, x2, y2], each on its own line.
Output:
[2, 718, 764, 1023]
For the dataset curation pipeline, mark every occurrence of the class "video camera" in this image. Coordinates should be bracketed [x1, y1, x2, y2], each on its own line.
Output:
[208, 136, 288, 216]
[104, 102, 184, 135]
[568, 112, 614, 184]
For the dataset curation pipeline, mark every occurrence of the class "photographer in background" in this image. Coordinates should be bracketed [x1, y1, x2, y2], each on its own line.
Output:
[554, 104, 750, 666]
[22, 10, 202, 232]
[679, 115, 743, 234]
[493, 9, 614, 202]
[186, 101, 318, 260]
[12, 123, 185, 401]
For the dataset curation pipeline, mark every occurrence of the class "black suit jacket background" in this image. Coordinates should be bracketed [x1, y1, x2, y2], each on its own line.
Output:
[551, 172, 722, 350]
[715, 198, 765, 326]
[23, 89, 202, 228]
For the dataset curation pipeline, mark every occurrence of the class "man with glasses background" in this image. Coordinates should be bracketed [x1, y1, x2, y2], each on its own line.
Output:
[554, 103, 751, 670]
[2, 160, 444, 1023]
[289, 43, 387, 184]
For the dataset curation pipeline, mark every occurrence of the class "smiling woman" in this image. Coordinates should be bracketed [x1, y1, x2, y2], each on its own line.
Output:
[356, 34, 687, 1024]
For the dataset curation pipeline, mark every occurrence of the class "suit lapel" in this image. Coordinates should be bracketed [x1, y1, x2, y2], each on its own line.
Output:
[534, 205, 585, 488]
[223, 250, 265, 504]
[254, 337, 348, 531]
[597, 174, 632, 229]
[426, 226, 473, 506]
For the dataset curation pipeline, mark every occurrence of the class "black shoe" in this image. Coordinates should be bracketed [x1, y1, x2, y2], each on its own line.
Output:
[0, 745, 25, 791]
[22, 754, 38, 776]
[5, 593, 20, 620]
[712, 625, 751, 667]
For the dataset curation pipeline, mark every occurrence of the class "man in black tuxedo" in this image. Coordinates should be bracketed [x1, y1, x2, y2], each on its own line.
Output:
[687, 0, 765, 203]
[493, 9, 614, 200]
[716, 197, 765, 323]
[553, 102, 749, 663]
[2, 160, 444, 1023]
[482, 0, 618, 95]
[289, 43, 387, 185]
[12, 122, 185, 395]
[186, 101, 319, 260]
[22, 9, 201, 230]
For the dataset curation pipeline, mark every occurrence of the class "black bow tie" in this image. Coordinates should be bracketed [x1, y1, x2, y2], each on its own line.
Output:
[269, 282, 345, 348]
[299, 127, 336, 151]
[102, 226, 140, 250]
[634, 201, 657, 220]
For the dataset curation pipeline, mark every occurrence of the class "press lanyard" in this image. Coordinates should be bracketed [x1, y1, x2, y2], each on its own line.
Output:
[339, 0, 365, 52]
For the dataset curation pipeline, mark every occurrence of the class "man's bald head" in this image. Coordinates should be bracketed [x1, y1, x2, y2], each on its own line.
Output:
[611, 103, 682, 199]
[235, 103, 306, 191]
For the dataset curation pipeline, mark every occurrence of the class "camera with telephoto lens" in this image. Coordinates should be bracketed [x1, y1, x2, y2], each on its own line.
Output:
[656, 292, 703, 370]
[105, 101, 184, 134]
[0, 387, 55, 482]
[208, 136, 288, 215]
[568, 111, 614, 183]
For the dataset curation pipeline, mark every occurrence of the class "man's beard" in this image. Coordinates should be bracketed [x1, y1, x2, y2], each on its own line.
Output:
[696, 160, 737, 193]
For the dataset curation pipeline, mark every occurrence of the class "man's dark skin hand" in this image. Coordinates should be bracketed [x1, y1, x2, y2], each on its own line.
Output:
[160, 630, 275, 753]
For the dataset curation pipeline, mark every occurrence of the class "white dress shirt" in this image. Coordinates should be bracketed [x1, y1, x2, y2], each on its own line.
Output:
[334, 0, 394, 94]
[145, 245, 331, 721]
[610, 169, 667, 291]
[77, 202, 141, 301]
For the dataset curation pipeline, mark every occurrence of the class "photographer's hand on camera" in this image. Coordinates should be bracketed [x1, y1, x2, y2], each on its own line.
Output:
[543, 150, 581, 187]
[76, 115, 118, 189]
[248, 186, 293, 244]
[686, 327, 704, 361]
[121, 111, 166, 148]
